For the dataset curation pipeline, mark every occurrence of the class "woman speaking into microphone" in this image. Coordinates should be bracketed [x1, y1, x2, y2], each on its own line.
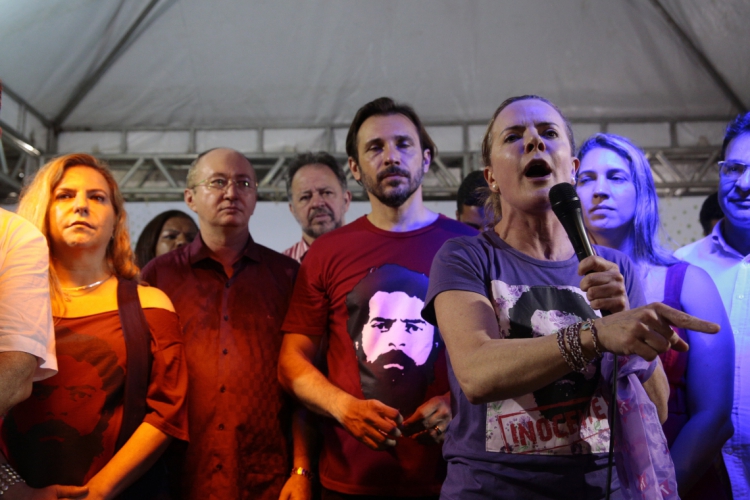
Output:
[421, 95, 718, 499]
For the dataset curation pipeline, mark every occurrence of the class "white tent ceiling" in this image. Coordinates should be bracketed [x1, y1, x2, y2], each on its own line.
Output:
[0, 0, 747, 204]
[1, 0, 748, 132]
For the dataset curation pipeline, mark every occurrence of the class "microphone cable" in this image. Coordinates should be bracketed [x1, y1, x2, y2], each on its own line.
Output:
[549, 182, 617, 499]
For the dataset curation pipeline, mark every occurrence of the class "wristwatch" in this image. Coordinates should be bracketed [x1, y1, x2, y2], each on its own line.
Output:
[290, 467, 314, 480]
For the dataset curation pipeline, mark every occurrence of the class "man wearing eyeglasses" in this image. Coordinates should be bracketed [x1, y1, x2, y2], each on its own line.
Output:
[142, 148, 311, 500]
[675, 112, 750, 499]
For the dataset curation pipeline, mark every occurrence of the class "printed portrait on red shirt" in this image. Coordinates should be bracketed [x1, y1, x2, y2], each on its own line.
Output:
[346, 264, 439, 416]
[3, 330, 124, 486]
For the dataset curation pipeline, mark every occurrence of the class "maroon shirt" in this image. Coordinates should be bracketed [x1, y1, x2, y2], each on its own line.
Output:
[142, 234, 299, 500]
[2, 309, 188, 488]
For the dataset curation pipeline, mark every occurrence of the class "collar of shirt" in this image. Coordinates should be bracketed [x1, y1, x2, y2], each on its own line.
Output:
[292, 237, 310, 257]
[186, 232, 261, 267]
[711, 219, 749, 261]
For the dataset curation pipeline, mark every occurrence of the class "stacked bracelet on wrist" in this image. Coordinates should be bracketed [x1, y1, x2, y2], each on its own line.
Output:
[582, 319, 603, 358]
[0, 463, 25, 495]
[556, 320, 602, 373]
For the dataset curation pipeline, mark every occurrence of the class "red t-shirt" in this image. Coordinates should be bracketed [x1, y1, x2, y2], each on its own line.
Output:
[282, 215, 477, 496]
[1, 308, 188, 487]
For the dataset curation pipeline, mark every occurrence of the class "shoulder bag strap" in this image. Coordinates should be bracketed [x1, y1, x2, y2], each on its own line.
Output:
[115, 277, 153, 451]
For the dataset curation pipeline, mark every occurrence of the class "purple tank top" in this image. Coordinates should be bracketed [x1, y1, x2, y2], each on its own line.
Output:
[658, 261, 689, 446]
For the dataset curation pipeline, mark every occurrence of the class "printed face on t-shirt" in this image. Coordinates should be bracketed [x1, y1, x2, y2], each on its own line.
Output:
[4, 331, 124, 485]
[347, 264, 437, 416]
[485, 280, 609, 456]
[361, 291, 434, 367]
[13, 355, 107, 436]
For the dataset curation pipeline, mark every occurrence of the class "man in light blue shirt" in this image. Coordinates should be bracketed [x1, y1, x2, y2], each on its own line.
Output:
[675, 111, 750, 499]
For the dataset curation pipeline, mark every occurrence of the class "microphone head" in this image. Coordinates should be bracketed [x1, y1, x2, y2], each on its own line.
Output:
[549, 182, 581, 219]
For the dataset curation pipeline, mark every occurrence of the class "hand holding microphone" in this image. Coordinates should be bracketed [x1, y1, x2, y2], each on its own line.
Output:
[549, 182, 719, 357]
[549, 182, 623, 316]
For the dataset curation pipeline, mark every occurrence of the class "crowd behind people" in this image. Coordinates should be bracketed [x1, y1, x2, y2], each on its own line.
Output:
[0, 90, 748, 500]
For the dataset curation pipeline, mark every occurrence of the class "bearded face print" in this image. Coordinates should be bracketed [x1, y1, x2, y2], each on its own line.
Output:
[346, 264, 438, 417]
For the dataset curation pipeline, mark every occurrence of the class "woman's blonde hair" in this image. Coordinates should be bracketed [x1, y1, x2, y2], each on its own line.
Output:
[17, 153, 138, 304]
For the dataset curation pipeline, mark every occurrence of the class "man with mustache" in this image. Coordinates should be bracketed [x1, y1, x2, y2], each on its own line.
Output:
[279, 97, 477, 499]
[142, 148, 310, 500]
[347, 264, 439, 418]
[284, 152, 352, 262]
[675, 112, 750, 498]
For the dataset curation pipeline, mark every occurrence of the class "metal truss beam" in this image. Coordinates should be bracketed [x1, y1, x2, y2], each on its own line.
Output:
[1, 84, 53, 129]
[0, 141, 8, 175]
[0, 120, 43, 157]
[11, 146, 718, 205]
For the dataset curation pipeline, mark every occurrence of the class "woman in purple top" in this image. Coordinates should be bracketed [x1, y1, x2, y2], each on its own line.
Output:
[423, 96, 720, 499]
[576, 133, 734, 499]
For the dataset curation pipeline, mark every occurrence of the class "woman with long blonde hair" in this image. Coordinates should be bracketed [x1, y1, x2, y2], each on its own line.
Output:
[0, 154, 188, 499]
[577, 133, 734, 498]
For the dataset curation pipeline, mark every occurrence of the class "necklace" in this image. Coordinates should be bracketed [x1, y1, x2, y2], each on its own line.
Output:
[62, 275, 113, 293]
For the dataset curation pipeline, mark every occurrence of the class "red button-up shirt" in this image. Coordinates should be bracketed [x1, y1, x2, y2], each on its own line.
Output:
[142, 234, 298, 500]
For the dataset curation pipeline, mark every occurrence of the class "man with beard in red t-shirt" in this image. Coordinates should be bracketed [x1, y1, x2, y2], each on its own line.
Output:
[279, 97, 477, 499]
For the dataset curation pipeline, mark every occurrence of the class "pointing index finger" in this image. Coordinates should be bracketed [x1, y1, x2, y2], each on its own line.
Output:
[657, 302, 720, 334]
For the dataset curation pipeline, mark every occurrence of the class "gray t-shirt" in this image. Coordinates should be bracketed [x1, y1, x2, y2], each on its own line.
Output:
[423, 231, 648, 499]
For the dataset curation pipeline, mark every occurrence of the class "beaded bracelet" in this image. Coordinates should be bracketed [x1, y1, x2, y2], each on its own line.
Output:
[565, 323, 587, 372]
[556, 325, 578, 372]
[582, 319, 603, 358]
[557, 321, 604, 373]
[0, 463, 25, 495]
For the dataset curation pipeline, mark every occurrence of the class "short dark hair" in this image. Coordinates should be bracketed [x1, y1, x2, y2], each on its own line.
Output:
[345, 97, 436, 165]
[699, 192, 724, 236]
[285, 151, 347, 200]
[135, 210, 196, 268]
[456, 170, 488, 214]
[721, 111, 750, 161]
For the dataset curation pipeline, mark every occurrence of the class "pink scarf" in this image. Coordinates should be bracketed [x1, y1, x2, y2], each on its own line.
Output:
[600, 353, 679, 499]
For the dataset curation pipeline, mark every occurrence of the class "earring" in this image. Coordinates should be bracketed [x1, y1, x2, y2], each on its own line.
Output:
[492, 183, 498, 191]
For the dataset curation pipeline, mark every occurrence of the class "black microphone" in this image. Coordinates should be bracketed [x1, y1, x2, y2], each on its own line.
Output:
[550, 182, 617, 500]
[549, 183, 611, 319]
[549, 182, 596, 263]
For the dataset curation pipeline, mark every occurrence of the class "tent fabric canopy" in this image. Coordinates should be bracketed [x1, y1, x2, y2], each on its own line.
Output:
[1, 0, 748, 133]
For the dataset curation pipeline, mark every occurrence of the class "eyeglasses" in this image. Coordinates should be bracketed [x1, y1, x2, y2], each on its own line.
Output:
[718, 160, 750, 180]
[194, 177, 257, 193]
